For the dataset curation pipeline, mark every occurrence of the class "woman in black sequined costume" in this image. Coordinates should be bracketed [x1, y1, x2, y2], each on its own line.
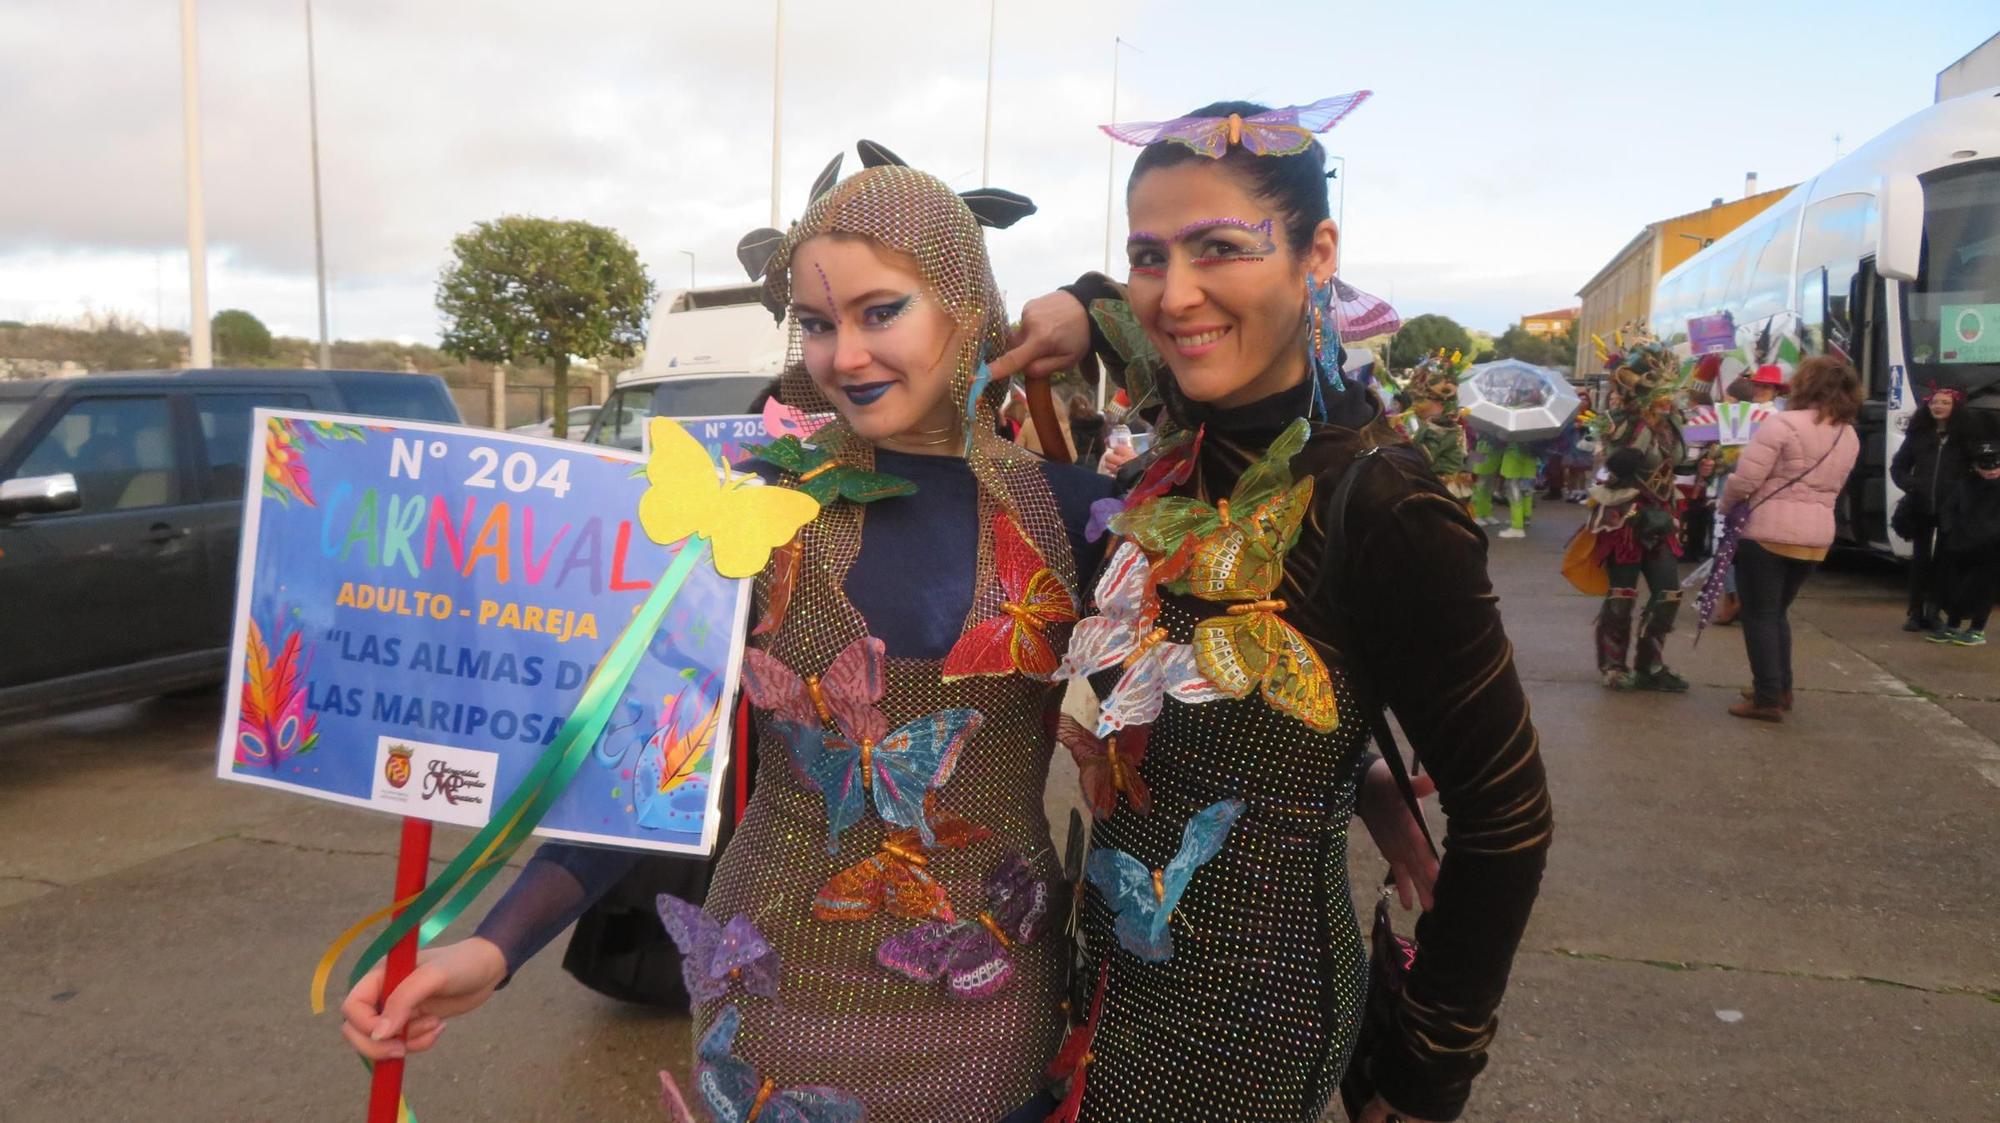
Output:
[998, 101, 1553, 1123]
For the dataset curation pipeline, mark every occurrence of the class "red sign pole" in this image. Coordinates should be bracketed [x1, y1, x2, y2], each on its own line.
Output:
[367, 816, 434, 1123]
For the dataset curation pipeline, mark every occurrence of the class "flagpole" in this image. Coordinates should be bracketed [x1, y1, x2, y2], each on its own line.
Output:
[980, 0, 997, 186]
[179, 0, 211, 367]
[770, 0, 784, 228]
[305, 0, 331, 370]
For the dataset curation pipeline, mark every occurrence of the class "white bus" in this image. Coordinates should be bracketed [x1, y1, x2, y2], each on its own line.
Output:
[581, 283, 786, 450]
[1651, 86, 2000, 557]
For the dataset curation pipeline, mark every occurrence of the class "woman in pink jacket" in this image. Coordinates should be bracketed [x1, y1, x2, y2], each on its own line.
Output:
[1719, 356, 1864, 721]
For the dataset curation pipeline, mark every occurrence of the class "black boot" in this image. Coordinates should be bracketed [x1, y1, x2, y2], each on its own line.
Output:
[1597, 591, 1637, 688]
[1633, 590, 1689, 692]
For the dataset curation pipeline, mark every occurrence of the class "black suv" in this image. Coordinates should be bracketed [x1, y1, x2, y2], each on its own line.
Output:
[0, 369, 461, 722]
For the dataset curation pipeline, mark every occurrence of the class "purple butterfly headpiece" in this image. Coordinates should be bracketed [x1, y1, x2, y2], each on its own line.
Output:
[1100, 92, 1372, 159]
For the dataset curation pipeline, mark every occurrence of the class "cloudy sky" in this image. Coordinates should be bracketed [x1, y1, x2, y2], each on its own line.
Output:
[2, 0, 1993, 344]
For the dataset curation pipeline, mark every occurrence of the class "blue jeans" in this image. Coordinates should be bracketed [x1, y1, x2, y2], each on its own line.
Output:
[1735, 540, 1816, 702]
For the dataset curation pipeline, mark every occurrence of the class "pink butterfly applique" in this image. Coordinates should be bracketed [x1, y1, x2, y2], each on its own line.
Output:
[1101, 92, 1372, 158]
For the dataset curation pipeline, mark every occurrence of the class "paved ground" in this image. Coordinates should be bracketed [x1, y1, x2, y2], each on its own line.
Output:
[2, 500, 1995, 1122]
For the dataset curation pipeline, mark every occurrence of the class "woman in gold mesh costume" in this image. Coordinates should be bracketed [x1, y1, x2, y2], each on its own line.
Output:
[997, 98, 1553, 1123]
[340, 146, 1114, 1122]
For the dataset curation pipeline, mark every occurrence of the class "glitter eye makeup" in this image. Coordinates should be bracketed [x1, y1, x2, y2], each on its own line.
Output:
[863, 292, 920, 328]
[1126, 233, 1167, 277]
[1182, 218, 1276, 264]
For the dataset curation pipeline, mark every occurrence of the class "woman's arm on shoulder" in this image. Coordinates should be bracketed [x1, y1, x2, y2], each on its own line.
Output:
[1342, 471, 1553, 1122]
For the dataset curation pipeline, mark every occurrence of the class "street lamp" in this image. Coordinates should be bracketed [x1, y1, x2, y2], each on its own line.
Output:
[679, 250, 696, 291]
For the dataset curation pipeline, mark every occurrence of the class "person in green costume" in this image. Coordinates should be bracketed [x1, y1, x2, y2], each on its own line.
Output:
[1496, 440, 1540, 538]
[1469, 434, 1502, 526]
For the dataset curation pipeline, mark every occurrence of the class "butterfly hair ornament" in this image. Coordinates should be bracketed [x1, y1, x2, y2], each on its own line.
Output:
[814, 801, 993, 923]
[660, 1003, 863, 1123]
[655, 894, 780, 1005]
[780, 708, 984, 853]
[1100, 92, 1371, 159]
[1085, 798, 1245, 962]
[875, 852, 1052, 1001]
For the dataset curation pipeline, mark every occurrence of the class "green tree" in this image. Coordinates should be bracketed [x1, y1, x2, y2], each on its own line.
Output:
[1491, 324, 1577, 371]
[212, 309, 273, 364]
[1388, 313, 1473, 369]
[436, 216, 654, 437]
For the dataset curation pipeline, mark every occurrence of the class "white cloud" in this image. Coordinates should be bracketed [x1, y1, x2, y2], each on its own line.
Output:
[1, 0, 1984, 343]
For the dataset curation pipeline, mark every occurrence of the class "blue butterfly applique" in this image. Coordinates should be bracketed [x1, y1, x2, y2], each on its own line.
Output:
[1085, 798, 1245, 962]
[667, 1003, 863, 1123]
[777, 708, 983, 854]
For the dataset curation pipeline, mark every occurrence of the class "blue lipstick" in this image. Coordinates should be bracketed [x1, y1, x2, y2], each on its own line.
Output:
[843, 382, 892, 406]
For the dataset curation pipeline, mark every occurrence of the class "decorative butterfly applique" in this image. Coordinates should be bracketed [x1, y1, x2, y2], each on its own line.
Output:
[1101, 92, 1371, 159]
[1109, 418, 1308, 571]
[875, 853, 1051, 1001]
[639, 419, 821, 579]
[761, 397, 832, 442]
[1057, 716, 1152, 819]
[941, 509, 1078, 681]
[779, 709, 983, 853]
[1055, 539, 1227, 734]
[813, 804, 992, 923]
[655, 894, 780, 1005]
[1110, 421, 1338, 732]
[745, 434, 917, 506]
[752, 537, 802, 638]
[1183, 478, 1338, 733]
[741, 635, 888, 746]
[663, 1003, 863, 1123]
[1085, 798, 1245, 962]
[1085, 427, 1204, 542]
[1043, 959, 1110, 1123]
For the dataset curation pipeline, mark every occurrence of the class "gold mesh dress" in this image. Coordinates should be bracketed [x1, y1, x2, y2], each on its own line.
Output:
[693, 163, 1102, 1121]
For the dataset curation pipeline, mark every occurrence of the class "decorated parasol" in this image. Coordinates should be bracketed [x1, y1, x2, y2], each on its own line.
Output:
[1457, 358, 1581, 442]
[1332, 277, 1401, 341]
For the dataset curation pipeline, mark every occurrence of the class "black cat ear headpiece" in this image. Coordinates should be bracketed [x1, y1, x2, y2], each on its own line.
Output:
[734, 140, 1036, 288]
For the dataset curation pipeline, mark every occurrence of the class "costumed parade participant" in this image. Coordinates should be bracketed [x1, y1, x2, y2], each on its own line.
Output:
[343, 147, 1113, 1122]
[1581, 331, 1691, 691]
[997, 95, 1552, 1123]
[337, 144, 1437, 1123]
[1405, 348, 1473, 507]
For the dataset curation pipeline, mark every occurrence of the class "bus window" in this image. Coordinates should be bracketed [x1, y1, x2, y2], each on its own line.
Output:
[1741, 213, 1798, 326]
[1904, 160, 2000, 391]
[1651, 272, 1685, 339]
[1797, 194, 1876, 359]
[1715, 239, 1755, 311]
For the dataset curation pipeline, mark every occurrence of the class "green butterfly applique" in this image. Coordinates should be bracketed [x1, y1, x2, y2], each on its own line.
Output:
[745, 436, 919, 505]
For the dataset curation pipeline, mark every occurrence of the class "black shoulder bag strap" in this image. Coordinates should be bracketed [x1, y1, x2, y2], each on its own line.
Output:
[1316, 444, 1440, 862]
[1320, 444, 1442, 1120]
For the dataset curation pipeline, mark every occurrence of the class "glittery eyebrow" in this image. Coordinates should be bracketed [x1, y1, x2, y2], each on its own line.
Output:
[1173, 217, 1275, 245]
[1127, 230, 1164, 245]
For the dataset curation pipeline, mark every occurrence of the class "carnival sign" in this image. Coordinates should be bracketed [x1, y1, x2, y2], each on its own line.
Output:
[218, 411, 770, 855]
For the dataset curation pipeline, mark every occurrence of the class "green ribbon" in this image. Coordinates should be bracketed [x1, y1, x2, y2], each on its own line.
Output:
[345, 538, 711, 988]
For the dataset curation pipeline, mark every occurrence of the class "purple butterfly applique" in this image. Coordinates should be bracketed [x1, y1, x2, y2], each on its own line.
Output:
[1101, 92, 1372, 158]
[875, 853, 1050, 1001]
[656, 893, 780, 1005]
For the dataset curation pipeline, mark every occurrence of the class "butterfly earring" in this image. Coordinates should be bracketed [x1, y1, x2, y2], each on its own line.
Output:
[1305, 274, 1344, 419]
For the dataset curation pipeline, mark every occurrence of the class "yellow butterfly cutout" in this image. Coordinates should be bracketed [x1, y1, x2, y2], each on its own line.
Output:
[637, 418, 820, 579]
[1184, 478, 1339, 733]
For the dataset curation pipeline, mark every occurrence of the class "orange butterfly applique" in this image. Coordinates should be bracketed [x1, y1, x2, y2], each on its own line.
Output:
[812, 805, 992, 923]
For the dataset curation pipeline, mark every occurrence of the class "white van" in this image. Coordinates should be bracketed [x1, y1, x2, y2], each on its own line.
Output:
[582, 283, 787, 450]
